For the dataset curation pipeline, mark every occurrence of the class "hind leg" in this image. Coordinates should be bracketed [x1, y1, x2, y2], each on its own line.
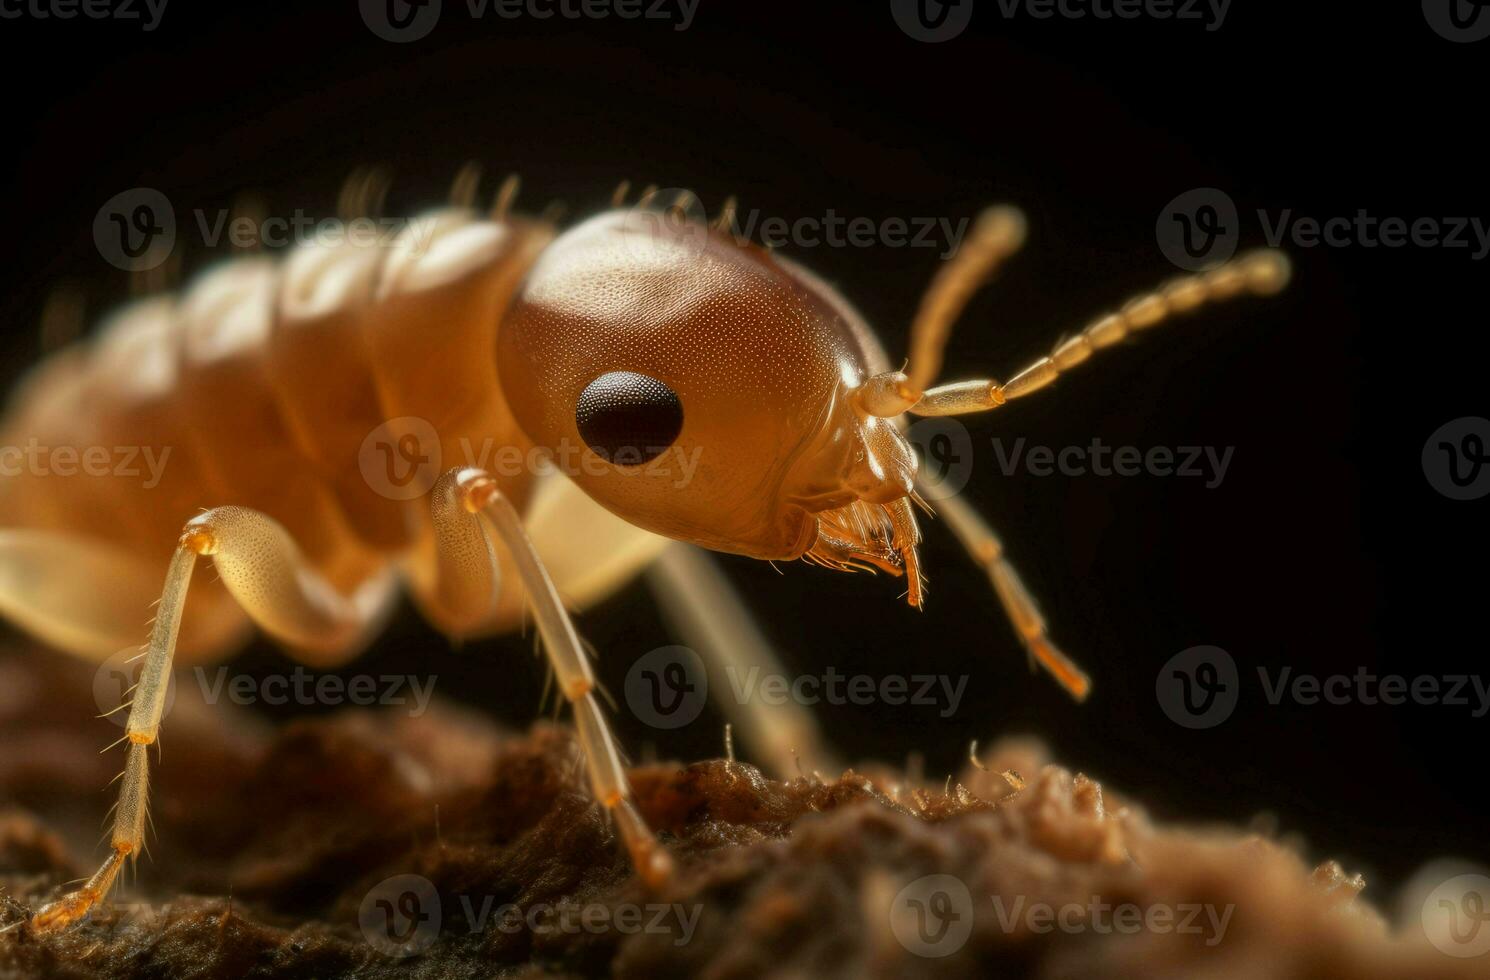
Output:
[26, 507, 391, 934]
[646, 542, 840, 779]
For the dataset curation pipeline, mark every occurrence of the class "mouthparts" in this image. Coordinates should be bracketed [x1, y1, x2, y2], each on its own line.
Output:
[803, 495, 927, 607]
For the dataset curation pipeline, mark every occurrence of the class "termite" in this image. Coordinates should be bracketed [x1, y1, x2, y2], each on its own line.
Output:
[0, 169, 1289, 933]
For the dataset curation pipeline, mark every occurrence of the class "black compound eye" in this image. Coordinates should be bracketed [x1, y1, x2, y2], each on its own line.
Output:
[575, 371, 684, 465]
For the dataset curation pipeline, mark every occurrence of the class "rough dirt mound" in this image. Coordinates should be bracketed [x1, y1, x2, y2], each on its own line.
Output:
[0, 647, 1477, 978]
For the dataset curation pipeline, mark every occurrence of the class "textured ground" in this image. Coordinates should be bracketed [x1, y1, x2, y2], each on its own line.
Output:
[0, 645, 1480, 979]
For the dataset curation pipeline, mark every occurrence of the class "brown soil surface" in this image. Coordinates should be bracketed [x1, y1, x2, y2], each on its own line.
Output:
[0, 646, 1478, 979]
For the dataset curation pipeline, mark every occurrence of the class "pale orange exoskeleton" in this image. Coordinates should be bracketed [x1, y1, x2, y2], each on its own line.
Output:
[0, 173, 1289, 932]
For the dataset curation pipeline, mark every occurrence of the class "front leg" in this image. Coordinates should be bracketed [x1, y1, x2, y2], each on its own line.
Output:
[429, 467, 672, 886]
[29, 507, 389, 934]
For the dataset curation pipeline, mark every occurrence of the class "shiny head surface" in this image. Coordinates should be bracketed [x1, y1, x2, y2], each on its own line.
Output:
[496, 207, 923, 598]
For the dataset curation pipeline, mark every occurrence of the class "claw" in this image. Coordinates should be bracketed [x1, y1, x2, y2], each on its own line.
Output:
[29, 891, 97, 935]
[26, 846, 130, 935]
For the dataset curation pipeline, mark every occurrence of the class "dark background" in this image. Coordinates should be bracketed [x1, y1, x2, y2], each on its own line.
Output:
[0, 0, 1483, 907]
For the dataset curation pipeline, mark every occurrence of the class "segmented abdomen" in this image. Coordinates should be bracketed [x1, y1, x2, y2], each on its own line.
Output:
[0, 208, 555, 599]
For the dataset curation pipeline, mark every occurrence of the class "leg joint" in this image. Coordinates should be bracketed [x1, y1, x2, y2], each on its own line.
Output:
[453, 467, 501, 513]
[178, 516, 217, 555]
